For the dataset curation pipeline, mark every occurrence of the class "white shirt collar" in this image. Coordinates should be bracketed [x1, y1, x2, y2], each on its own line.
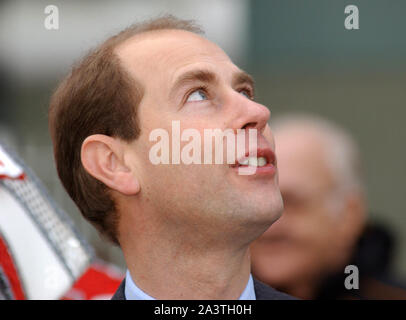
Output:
[125, 270, 256, 300]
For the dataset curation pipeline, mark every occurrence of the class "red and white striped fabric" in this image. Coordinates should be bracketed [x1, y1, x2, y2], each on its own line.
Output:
[0, 146, 25, 180]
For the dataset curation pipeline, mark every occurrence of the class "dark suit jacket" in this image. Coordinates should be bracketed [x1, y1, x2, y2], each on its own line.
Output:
[111, 277, 296, 300]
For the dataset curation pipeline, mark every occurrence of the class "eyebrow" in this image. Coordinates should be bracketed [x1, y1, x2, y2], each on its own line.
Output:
[170, 69, 255, 99]
[232, 71, 255, 91]
[171, 69, 218, 97]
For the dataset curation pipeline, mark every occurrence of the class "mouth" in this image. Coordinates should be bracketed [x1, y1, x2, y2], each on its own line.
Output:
[230, 148, 277, 176]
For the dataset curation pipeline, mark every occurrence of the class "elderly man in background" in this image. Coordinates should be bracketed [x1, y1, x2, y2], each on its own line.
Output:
[250, 114, 406, 299]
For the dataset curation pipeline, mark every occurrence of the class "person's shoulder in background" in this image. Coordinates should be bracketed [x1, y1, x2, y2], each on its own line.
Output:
[317, 222, 406, 300]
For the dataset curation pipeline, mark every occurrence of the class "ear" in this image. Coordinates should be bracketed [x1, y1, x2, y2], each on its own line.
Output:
[81, 134, 140, 196]
[337, 193, 367, 247]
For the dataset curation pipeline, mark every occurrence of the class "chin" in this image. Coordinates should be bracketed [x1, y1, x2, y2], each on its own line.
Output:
[254, 191, 284, 222]
[238, 192, 284, 235]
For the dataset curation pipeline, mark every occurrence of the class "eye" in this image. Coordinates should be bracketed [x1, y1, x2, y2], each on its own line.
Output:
[186, 89, 208, 102]
[238, 88, 254, 100]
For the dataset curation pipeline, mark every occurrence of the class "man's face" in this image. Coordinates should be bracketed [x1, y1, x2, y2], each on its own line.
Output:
[115, 30, 283, 241]
[251, 128, 346, 287]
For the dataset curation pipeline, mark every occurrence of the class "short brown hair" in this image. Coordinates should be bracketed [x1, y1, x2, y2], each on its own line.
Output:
[49, 15, 203, 245]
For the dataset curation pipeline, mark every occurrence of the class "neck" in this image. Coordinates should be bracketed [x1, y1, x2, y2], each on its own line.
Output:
[122, 227, 252, 299]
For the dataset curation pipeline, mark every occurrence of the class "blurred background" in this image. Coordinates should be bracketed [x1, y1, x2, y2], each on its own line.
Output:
[0, 0, 405, 279]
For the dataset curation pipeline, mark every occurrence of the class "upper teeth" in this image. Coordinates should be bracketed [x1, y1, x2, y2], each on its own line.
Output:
[239, 157, 268, 167]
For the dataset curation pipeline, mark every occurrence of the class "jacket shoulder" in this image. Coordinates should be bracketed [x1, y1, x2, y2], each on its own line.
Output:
[253, 278, 298, 300]
[111, 280, 126, 300]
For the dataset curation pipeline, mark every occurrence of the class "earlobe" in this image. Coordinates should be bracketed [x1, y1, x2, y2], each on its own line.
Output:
[81, 134, 140, 196]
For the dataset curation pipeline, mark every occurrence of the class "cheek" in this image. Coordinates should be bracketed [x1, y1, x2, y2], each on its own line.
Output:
[306, 219, 339, 255]
[263, 125, 275, 149]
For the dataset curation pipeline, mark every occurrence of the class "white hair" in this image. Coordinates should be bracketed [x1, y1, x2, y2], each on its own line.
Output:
[271, 113, 365, 211]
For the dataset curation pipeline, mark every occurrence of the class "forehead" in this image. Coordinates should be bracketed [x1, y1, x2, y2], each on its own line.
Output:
[115, 29, 237, 87]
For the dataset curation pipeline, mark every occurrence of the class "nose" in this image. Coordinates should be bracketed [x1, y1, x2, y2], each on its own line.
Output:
[230, 93, 271, 133]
